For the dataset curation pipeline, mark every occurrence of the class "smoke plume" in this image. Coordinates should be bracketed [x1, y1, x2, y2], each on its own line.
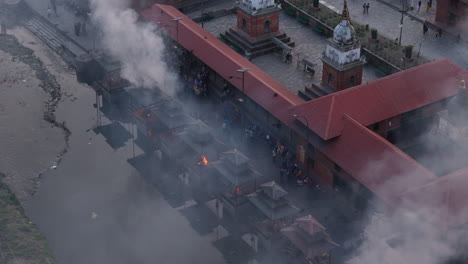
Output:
[349, 206, 459, 264]
[349, 83, 468, 264]
[90, 0, 179, 94]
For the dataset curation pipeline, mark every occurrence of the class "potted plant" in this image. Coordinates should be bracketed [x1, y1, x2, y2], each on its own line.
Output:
[312, 0, 320, 10]
[371, 28, 378, 39]
[202, 11, 214, 21]
[285, 7, 296, 17]
[404, 45, 414, 60]
[369, 28, 379, 43]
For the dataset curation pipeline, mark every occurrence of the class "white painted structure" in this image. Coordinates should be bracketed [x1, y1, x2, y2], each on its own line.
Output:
[325, 45, 361, 65]
[241, 0, 276, 10]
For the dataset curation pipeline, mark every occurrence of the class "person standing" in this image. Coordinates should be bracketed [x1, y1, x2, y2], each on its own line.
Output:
[423, 22, 428, 35]
[417, 0, 421, 11]
[47, 6, 52, 18]
[438, 28, 442, 38]
[74, 22, 81, 36]
[426, 1, 430, 12]
[50, 0, 58, 17]
[363, 3, 367, 13]
[366, 3, 370, 13]
[81, 21, 87, 36]
[0, 21, 6, 35]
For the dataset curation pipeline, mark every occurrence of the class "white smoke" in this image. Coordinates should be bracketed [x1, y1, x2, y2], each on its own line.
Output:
[349, 206, 458, 264]
[90, 0, 179, 94]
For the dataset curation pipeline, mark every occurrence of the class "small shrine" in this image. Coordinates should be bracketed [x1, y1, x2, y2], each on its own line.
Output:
[224, 0, 295, 58]
[211, 149, 262, 216]
[247, 181, 299, 220]
[321, 0, 365, 91]
[281, 215, 339, 263]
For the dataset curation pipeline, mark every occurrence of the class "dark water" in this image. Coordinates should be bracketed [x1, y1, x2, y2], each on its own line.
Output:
[21, 60, 226, 264]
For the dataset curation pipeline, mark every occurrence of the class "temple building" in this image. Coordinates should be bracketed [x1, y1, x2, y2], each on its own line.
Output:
[281, 215, 339, 263]
[224, 0, 294, 58]
[143, 2, 468, 251]
[247, 181, 299, 220]
[211, 149, 263, 216]
[321, 0, 365, 92]
[435, 0, 468, 36]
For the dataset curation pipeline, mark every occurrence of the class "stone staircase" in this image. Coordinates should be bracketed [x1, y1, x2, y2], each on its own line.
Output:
[192, 9, 234, 22]
[22, 7, 89, 68]
[224, 28, 295, 58]
[297, 83, 334, 101]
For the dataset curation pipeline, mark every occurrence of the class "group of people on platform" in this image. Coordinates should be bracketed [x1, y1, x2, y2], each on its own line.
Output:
[176, 51, 210, 97]
[191, 66, 209, 96]
[273, 143, 314, 187]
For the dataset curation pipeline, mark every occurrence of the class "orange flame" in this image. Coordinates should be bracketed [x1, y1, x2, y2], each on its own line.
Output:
[198, 155, 208, 165]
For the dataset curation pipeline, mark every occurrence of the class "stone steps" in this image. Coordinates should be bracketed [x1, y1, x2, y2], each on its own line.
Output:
[298, 83, 334, 101]
[22, 7, 88, 68]
[225, 29, 295, 58]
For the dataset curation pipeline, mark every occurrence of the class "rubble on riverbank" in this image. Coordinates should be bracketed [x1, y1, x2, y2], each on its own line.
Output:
[0, 33, 71, 193]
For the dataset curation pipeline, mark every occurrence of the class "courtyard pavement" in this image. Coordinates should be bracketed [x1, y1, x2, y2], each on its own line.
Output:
[202, 12, 379, 94]
[321, 0, 468, 68]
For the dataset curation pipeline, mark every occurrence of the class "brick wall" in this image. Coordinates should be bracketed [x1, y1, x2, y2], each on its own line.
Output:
[236, 8, 280, 38]
[322, 62, 363, 91]
[436, 0, 468, 25]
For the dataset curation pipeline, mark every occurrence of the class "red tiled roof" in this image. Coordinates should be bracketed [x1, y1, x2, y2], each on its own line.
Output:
[321, 115, 437, 205]
[141, 4, 468, 228]
[293, 59, 465, 140]
[400, 167, 468, 229]
[141, 4, 303, 127]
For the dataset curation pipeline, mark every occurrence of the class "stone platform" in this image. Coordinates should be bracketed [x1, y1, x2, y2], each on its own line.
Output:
[224, 27, 295, 58]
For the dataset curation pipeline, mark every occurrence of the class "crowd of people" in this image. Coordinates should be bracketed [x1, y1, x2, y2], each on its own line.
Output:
[191, 66, 209, 96]
[272, 143, 314, 187]
[176, 49, 210, 97]
[171, 42, 318, 190]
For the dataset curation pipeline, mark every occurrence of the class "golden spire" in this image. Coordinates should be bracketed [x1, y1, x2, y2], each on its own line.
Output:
[342, 0, 350, 21]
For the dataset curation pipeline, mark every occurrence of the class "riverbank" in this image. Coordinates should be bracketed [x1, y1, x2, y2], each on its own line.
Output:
[0, 23, 226, 263]
[0, 31, 68, 202]
[0, 29, 65, 263]
[0, 176, 55, 263]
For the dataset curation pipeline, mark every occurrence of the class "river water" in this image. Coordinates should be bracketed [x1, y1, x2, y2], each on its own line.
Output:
[1, 28, 226, 264]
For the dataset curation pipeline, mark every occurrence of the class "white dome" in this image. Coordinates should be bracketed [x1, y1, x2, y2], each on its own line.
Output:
[333, 20, 355, 45]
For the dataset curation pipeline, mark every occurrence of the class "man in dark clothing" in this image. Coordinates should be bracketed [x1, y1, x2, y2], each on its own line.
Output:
[81, 22, 87, 36]
[0, 22, 6, 35]
[423, 23, 428, 35]
[50, 0, 58, 17]
[74, 22, 81, 36]
[366, 3, 370, 13]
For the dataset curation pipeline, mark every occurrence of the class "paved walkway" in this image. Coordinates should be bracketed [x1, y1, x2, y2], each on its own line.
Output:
[24, 0, 102, 51]
[202, 12, 379, 94]
[321, 0, 468, 68]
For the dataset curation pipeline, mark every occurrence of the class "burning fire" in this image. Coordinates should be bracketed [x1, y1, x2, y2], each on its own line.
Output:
[198, 155, 208, 165]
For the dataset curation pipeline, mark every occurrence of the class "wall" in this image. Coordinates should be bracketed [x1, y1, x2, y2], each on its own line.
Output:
[236, 8, 280, 38]
[436, 0, 468, 25]
[321, 62, 363, 91]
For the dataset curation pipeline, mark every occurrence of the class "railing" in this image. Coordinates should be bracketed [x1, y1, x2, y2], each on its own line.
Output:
[280, 0, 430, 71]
